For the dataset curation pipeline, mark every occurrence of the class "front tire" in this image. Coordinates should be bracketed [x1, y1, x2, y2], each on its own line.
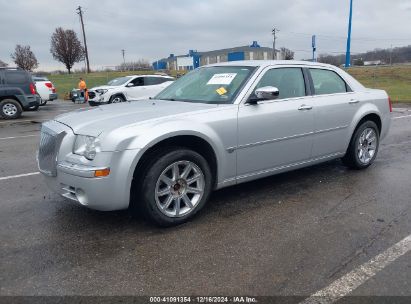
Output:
[109, 95, 125, 103]
[342, 121, 379, 169]
[0, 99, 22, 119]
[136, 148, 212, 227]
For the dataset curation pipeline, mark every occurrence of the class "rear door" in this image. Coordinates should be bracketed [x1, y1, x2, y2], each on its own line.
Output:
[143, 77, 173, 97]
[0, 70, 4, 87]
[308, 68, 360, 157]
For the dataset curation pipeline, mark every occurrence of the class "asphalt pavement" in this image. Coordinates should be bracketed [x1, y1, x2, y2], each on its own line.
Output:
[0, 100, 410, 301]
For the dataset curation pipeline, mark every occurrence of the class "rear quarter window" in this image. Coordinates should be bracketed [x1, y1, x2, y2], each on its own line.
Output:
[5, 71, 28, 85]
[144, 77, 172, 85]
[310, 69, 348, 95]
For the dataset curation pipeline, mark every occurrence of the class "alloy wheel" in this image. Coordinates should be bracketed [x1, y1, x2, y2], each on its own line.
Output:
[357, 127, 377, 164]
[155, 160, 205, 217]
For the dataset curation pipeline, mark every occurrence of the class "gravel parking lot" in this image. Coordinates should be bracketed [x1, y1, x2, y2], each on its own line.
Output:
[1, 100, 410, 300]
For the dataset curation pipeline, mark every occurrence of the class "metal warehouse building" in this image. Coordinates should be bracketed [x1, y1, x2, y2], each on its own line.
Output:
[153, 41, 284, 71]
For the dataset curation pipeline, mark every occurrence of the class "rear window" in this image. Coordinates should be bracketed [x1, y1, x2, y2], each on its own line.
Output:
[5, 70, 28, 85]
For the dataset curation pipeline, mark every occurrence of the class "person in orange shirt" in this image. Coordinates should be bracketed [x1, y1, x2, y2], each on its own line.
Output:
[78, 78, 87, 102]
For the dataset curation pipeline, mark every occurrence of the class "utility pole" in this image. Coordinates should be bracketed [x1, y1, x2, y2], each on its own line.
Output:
[121, 49, 125, 71]
[345, 0, 353, 68]
[272, 28, 279, 60]
[390, 44, 393, 66]
[312, 35, 316, 62]
[121, 49, 125, 65]
[77, 6, 90, 73]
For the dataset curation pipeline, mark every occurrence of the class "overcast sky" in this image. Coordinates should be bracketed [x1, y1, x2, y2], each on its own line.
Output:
[1, 0, 410, 71]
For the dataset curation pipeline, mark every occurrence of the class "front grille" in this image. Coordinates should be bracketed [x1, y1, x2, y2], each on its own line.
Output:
[88, 91, 96, 99]
[37, 125, 66, 176]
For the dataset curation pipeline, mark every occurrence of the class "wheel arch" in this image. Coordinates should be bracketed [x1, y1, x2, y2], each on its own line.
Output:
[345, 109, 382, 152]
[0, 96, 23, 107]
[109, 93, 127, 102]
[128, 134, 220, 208]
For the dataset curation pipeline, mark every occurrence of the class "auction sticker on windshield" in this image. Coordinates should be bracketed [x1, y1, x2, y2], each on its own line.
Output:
[207, 73, 237, 85]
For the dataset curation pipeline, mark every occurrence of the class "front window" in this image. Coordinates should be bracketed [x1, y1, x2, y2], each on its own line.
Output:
[107, 76, 132, 86]
[155, 66, 256, 104]
[252, 67, 306, 100]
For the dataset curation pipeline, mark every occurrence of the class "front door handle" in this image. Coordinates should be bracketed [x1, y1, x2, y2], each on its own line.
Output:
[349, 99, 359, 104]
[298, 104, 313, 111]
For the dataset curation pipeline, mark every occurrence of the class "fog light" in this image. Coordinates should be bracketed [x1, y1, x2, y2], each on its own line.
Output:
[94, 168, 110, 177]
[75, 188, 88, 206]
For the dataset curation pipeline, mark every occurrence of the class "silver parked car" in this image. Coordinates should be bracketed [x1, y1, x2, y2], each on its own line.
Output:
[37, 61, 392, 226]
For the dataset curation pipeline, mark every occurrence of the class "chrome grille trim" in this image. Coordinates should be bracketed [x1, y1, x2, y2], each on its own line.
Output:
[37, 124, 66, 177]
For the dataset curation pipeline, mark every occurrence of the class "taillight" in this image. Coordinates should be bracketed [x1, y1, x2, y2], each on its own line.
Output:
[29, 83, 36, 95]
[45, 82, 53, 88]
[52, 88, 56, 93]
[388, 96, 392, 112]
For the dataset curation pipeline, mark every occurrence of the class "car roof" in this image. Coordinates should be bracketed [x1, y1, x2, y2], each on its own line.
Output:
[207, 60, 336, 69]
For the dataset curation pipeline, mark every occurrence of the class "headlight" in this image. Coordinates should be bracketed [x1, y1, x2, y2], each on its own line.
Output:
[73, 135, 100, 160]
[95, 89, 108, 94]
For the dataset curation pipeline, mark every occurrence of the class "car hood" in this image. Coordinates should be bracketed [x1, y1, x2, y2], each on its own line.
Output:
[54, 99, 220, 137]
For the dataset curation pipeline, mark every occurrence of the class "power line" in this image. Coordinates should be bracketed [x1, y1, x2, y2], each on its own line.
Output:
[76, 6, 91, 73]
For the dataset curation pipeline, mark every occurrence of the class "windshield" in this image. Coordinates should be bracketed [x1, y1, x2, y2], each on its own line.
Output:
[155, 66, 256, 104]
[107, 76, 132, 86]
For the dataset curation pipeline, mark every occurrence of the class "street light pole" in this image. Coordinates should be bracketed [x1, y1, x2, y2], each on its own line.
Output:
[345, 0, 353, 68]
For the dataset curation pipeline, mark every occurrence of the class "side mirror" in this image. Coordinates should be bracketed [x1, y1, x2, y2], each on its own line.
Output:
[126, 83, 134, 87]
[255, 86, 279, 101]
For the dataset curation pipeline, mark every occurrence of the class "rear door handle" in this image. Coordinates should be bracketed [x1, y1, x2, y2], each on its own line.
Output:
[298, 104, 313, 111]
[349, 99, 359, 104]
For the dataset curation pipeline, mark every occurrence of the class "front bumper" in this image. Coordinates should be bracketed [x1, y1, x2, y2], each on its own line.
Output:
[38, 120, 142, 211]
[88, 91, 109, 106]
[42, 148, 141, 211]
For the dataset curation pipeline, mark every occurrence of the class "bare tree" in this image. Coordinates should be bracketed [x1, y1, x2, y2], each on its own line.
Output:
[10, 45, 39, 71]
[0, 59, 7, 67]
[280, 47, 295, 60]
[50, 27, 85, 74]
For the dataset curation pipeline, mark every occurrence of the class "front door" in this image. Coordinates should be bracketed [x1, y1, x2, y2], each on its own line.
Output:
[237, 67, 315, 181]
[126, 77, 145, 99]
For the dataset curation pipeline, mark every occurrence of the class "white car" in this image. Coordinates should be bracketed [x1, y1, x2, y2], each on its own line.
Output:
[88, 74, 174, 106]
[33, 76, 57, 106]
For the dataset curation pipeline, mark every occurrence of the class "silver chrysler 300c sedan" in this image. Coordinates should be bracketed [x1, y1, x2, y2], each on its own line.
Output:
[37, 61, 391, 226]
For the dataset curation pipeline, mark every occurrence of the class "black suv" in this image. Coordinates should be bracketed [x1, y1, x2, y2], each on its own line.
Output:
[0, 67, 40, 119]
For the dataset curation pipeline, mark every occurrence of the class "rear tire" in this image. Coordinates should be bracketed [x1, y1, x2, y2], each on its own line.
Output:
[342, 121, 379, 169]
[0, 99, 22, 119]
[39, 96, 47, 106]
[132, 148, 212, 227]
